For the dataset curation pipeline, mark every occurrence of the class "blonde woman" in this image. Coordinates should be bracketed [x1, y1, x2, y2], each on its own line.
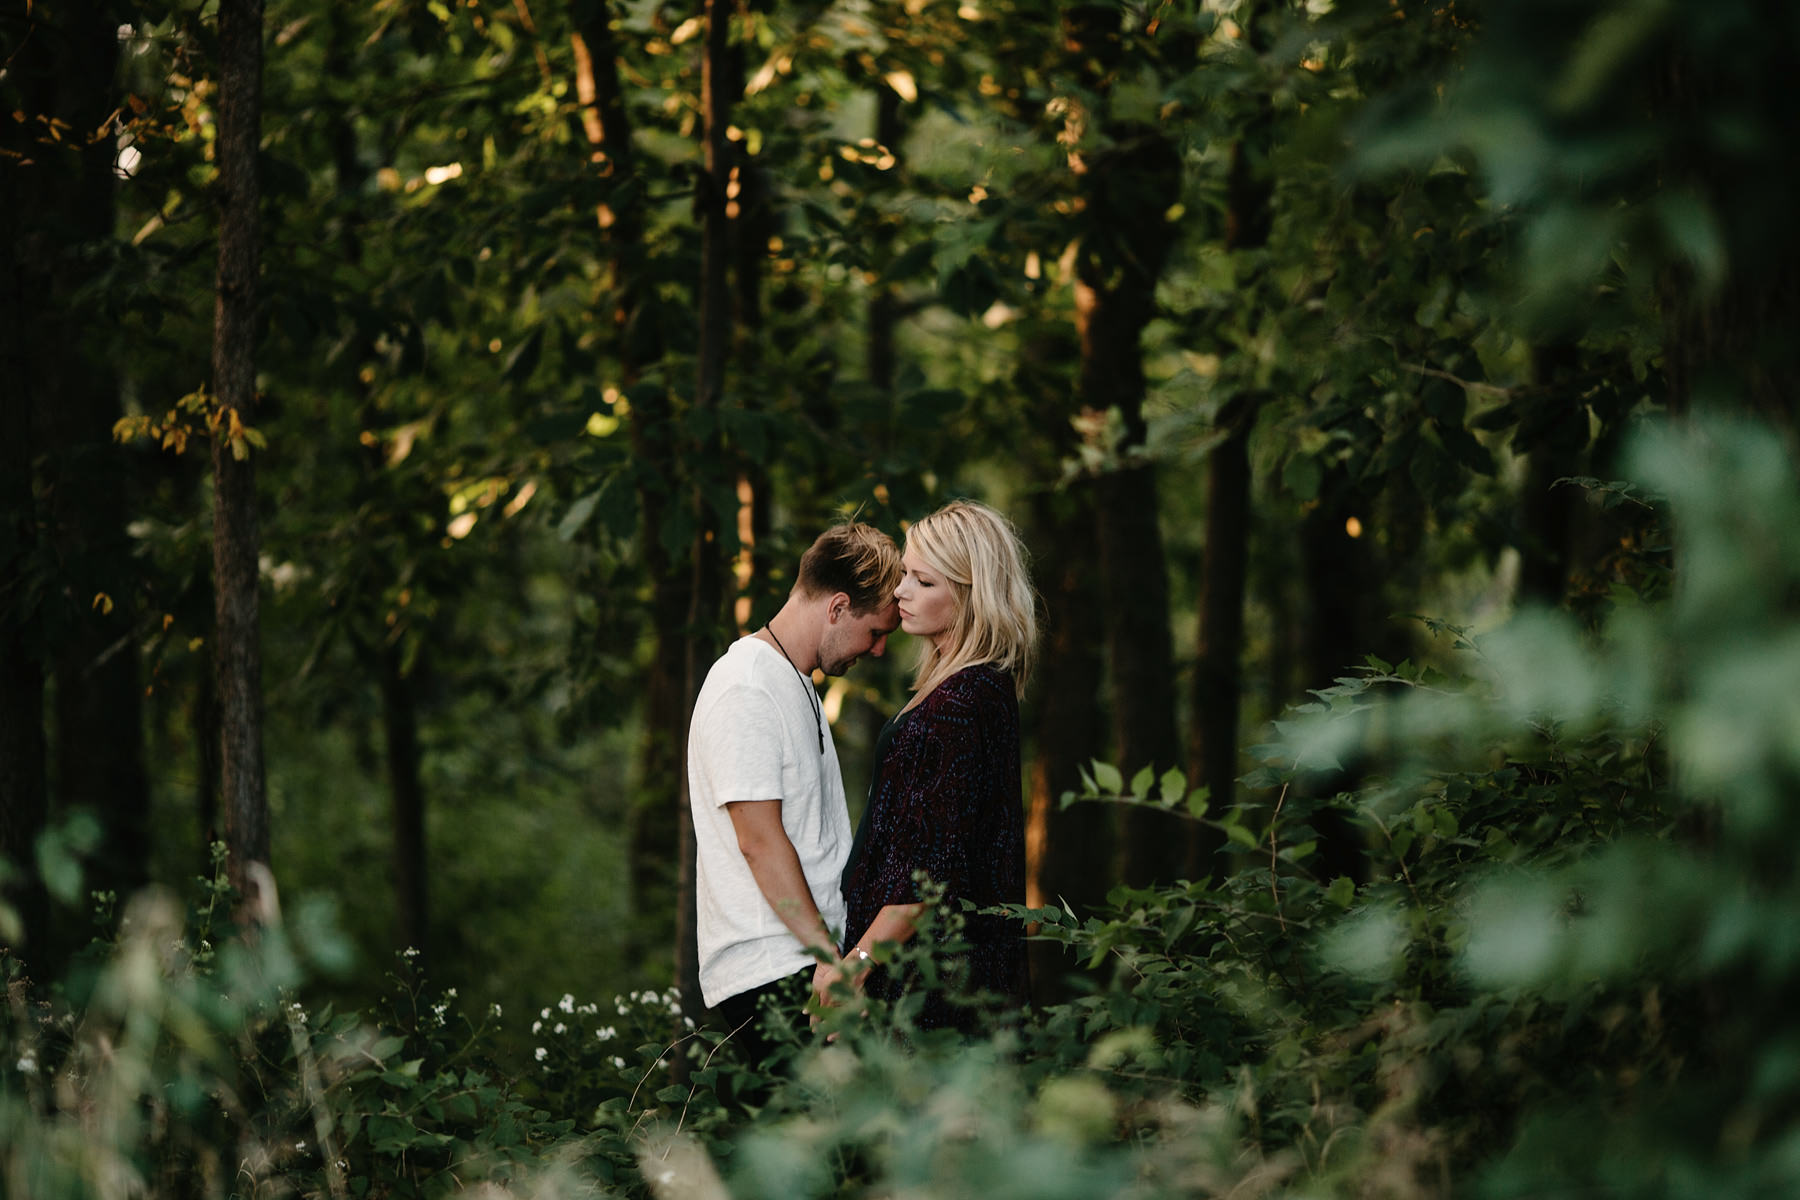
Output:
[833, 500, 1037, 1031]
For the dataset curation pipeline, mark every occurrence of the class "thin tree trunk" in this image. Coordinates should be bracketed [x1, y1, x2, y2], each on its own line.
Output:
[4, 0, 143, 964]
[1025, 474, 1111, 1001]
[574, 1, 686, 963]
[1188, 392, 1262, 875]
[0, 246, 47, 954]
[1186, 108, 1274, 876]
[381, 643, 429, 956]
[1075, 134, 1184, 886]
[1516, 344, 1585, 606]
[41, 0, 148, 912]
[211, 0, 270, 919]
[1058, 4, 1186, 887]
[674, 0, 737, 1027]
[1297, 466, 1374, 884]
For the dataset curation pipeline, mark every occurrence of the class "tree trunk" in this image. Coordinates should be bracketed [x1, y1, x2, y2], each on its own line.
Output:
[0, 242, 47, 953]
[381, 643, 429, 957]
[3, 0, 145, 963]
[573, 1, 687, 965]
[1296, 466, 1375, 884]
[1516, 343, 1586, 607]
[40, 1, 149, 913]
[211, 0, 271, 919]
[1024, 473, 1112, 1000]
[674, 0, 738, 1027]
[1074, 128, 1185, 887]
[1188, 392, 1263, 875]
[1186, 109, 1274, 876]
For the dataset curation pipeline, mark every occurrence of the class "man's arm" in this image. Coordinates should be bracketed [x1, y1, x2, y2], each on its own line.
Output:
[725, 799, 843, 1020]
[725, 799, 836, 955]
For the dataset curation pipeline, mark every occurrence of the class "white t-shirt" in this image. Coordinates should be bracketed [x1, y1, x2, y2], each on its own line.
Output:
[688, 635, 852, 1008]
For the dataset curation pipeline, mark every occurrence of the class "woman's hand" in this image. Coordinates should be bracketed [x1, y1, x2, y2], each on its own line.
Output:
[808, 947, 874, 1032]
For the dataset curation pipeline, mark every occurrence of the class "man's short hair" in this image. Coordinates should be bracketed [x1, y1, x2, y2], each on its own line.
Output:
[794, 523, 902, 614]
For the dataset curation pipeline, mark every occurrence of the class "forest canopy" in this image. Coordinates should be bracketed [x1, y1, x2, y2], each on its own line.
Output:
[4, 0, 1798, 1196]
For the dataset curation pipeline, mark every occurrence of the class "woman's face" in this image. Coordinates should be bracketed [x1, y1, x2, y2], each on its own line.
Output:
[895, 547, 957, 649]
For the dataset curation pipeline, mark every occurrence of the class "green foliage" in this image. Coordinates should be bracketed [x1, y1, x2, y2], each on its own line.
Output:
[9, 415, 1800, 1198]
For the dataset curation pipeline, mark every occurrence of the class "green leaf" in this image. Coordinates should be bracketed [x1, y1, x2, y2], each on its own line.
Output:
[1129, 764, 1155, 798]
[1326, 876, 1357, 908]
[1224, 822, 1259, 850]
[501, 327, 543, 383]
[1283, 453, 1321, 501]
[1159, 766, 1187, 806]
[1093, 761, 1124, 795]
[557, 491, 600, 541]
[1185, 786, 1211, 818]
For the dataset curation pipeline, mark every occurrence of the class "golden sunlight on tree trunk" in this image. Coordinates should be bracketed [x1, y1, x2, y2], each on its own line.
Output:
[574, 1, 688, 967]
[675, 0, 738, 1024]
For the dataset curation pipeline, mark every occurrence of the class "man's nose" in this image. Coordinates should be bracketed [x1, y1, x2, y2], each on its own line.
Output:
[872, 636, 888, 657]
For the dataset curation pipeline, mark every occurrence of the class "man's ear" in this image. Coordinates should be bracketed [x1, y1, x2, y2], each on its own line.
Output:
[827, 593, 851, 622]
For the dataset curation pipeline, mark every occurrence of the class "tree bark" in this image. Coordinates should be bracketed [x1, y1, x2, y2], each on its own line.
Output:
[210, 0, 271, 919]
[3, 0, 146, 962]
[0, 224, 47, 953]
[1073, 128, 1185, 887]
[1516, 343, 1586, 607]
[40, 1, 149, 913]
[573, 1, 688, 964]
[1188, 392, 1262, 874]
[1186, 103, 1274, 876]
[1296, 466, 1375, 884]
[1024, 474, 1112, 1000]
[381, 643, 429, 956]
[674, 0, 737, 1025]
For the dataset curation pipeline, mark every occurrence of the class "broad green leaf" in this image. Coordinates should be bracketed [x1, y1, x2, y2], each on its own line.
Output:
[1093, 761, 1124, 795]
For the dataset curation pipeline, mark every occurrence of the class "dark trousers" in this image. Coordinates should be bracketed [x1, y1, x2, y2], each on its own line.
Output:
[707, 967, 812, 1069]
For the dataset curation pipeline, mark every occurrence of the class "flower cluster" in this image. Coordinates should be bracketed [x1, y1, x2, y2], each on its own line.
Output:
[522, 985, 701, 1102]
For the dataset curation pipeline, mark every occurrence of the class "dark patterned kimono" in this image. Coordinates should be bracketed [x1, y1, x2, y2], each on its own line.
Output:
[841, 663, 1028, 1031]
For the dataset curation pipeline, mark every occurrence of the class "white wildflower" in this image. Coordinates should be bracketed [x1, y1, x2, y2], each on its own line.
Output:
[610, 1055, 626, 1069]
[558, 993, 575, 1014]
[295, 1141, 307, 1153]
[534, 1046, 548, 1062]
[490, 1003, 503, 1017]
[540, 1006, 551, 1019]
[597, 1026, 617, 1041]
[16, 1050, 39, 1076]
[531, 1020, 543, 1035]
[553, 1022, 566, 1035]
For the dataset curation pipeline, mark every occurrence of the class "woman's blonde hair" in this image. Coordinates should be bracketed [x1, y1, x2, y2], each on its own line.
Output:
[905, 500, 1039, 706]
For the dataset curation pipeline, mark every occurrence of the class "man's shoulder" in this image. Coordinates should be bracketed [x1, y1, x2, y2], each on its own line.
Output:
[697, 637, 780, 697]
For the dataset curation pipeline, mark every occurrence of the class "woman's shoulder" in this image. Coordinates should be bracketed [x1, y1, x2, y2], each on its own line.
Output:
[917, 663, 1015, 714]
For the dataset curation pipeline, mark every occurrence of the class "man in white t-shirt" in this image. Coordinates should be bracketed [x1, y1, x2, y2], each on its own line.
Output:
[688, 522, 902, 1058]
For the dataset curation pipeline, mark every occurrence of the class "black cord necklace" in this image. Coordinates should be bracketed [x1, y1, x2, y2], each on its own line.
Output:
[766, 625, 825, 754]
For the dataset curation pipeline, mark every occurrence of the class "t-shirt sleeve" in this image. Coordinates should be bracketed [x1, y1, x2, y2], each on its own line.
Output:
[693, 682, 787, 806]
